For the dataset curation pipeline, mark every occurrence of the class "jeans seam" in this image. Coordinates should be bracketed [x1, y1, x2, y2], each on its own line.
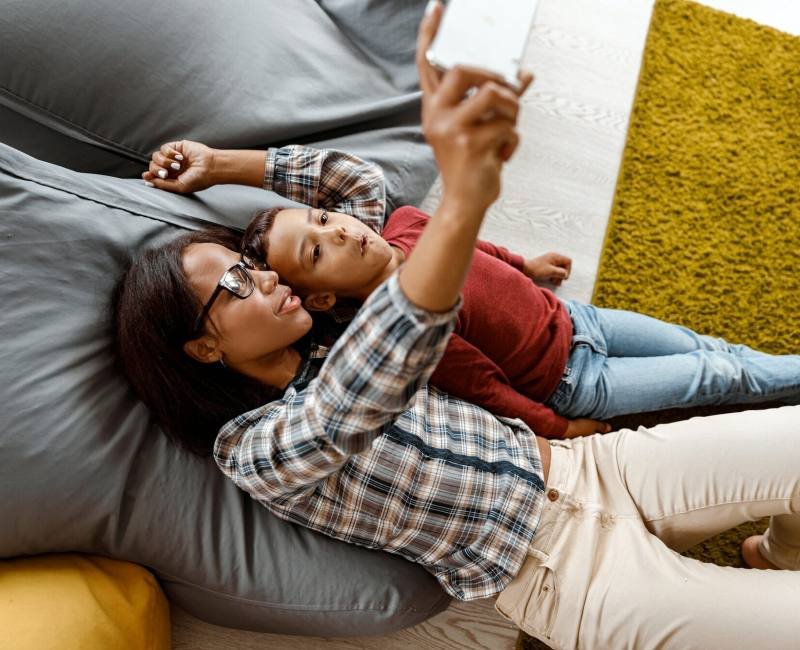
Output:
[645, 494, 795, 523]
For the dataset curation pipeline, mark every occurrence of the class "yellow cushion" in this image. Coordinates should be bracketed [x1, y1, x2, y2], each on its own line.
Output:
[0, 554, 170, 650]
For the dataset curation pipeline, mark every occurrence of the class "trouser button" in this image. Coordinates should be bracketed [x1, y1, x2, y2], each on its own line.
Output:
[547, 489, 560, 502]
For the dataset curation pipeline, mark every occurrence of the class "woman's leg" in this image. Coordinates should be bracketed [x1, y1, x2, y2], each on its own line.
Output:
[616, 405, 800, 565]
[584, 405, 800, 648]
[497, 406, 800, 649]
[559, 304, 800, 419]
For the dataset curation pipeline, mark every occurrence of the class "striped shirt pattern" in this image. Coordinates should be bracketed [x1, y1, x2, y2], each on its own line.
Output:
[215, 275, 547, 601]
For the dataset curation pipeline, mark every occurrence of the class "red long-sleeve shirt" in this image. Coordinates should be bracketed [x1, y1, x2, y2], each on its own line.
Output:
[382, 206, 573, 437]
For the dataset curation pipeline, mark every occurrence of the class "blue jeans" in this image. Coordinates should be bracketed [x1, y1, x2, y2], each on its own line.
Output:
[545, 301, 800, 420]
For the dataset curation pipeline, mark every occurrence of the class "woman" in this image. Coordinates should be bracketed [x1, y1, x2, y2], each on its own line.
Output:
[116, 3, 800, 647]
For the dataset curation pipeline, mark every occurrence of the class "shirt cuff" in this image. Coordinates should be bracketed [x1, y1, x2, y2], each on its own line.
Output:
[508, 252, 525, 272]
[384, 273, 462, 330]
[263, 148, 278, 191]
[549, 413, 570, 438]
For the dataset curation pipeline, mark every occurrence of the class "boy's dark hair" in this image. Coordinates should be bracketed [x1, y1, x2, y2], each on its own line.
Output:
[113, 227, 280, 456]
[241, 206, 290, 269]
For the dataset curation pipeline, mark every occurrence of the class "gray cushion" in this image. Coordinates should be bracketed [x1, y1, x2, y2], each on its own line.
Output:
[0, 0, 437, 211]
[0, 143, 450, 635]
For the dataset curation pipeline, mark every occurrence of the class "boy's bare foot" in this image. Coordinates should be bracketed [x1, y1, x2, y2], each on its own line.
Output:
[741, 535, 779, 569]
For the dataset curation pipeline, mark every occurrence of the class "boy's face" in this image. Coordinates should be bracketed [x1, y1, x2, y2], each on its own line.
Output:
[265, 208, 394, 298]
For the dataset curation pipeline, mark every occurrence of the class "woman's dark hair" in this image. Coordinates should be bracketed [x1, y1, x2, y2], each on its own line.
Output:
[113, 226, 280, 456]
[241, 206, 286, 269]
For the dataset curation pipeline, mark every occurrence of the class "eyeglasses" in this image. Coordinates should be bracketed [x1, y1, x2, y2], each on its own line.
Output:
[191, 253, 257, 337]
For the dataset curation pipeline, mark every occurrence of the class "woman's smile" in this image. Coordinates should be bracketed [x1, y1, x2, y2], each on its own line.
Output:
[276, 288, 302, 315]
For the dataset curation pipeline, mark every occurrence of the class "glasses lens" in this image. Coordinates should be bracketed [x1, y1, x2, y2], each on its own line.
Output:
[221, 265, 252, 297]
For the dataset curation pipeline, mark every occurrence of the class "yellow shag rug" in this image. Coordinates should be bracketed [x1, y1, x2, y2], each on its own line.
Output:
[594, 0, 799, 350]
[521, 0, 798, 648]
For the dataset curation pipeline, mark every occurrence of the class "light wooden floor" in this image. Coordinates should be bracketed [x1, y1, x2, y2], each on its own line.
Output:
[173, 1, 799, 648]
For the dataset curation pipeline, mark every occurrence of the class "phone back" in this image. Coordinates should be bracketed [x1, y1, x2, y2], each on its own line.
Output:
[427, 0, 539, 87]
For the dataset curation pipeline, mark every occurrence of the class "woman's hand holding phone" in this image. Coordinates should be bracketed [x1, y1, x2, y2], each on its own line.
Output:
[417, 1, 533, 216]
[398, 1, 533, 313]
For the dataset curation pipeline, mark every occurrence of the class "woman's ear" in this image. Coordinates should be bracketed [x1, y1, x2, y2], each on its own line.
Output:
[303, 292, 337, 312]
[183, 335, 223, 364]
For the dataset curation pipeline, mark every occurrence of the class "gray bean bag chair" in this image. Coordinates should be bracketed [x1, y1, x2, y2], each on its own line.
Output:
[0, 142, 449, 635]
[0, 0, 449, 636]
[0, 0, 437, 212]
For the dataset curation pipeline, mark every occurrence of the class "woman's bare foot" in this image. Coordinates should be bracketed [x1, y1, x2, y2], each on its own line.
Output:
[741, 535, 779, 569]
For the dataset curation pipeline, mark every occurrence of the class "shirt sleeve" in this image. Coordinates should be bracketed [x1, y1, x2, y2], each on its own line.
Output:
[214, 274, 460, 500]
[475, 239, 525, 273]
[263, 144, 387, 233]
[430, 333, 569, 438]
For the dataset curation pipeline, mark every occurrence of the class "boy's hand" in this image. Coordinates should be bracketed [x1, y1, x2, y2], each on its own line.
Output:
[142, 140, 216, 194]
[564, 418, 612, 438]
[523, 252, 572, 286]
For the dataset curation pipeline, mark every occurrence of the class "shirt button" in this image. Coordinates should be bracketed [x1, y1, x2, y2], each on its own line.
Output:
[547, 489, 559, 502]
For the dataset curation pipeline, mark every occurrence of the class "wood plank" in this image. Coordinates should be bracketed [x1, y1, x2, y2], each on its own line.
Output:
[421, 0, 655, 304]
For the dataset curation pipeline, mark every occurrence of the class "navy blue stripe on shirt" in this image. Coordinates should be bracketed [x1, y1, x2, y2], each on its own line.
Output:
[385, 425, 545, 491]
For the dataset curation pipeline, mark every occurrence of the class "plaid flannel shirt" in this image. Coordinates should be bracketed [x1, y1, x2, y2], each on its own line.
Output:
[215, 274, 547, 601]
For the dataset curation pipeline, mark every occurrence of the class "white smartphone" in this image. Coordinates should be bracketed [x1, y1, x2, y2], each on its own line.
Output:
[426, 0, 539, 89]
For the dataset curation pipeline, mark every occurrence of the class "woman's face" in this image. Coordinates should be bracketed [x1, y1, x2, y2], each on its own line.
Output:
[182, 243, 312, 365]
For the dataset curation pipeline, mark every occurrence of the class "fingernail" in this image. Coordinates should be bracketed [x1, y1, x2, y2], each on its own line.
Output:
[170, 162, 181, 170]
[425, 0, 438, 16]
[144, 181, 155, 188]
[174, 154, 184, 161]
[157, 169, 167, 179]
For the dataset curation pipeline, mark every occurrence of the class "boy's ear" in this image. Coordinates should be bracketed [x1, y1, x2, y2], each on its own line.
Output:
[183, 335, 223, 364]
[303, 291, 337, 312]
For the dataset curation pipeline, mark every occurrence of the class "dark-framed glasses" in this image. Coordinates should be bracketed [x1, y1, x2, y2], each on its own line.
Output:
[191, 253, 257, 337]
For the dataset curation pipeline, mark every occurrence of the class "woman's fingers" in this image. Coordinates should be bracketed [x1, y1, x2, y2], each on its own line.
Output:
[160, 141, 184, 161]
[148, 157, 170, 180]
[160, 142, 184, 169]
[141, 168, 184, 192]
[516, 70, 535, 96]
[416, 1, 443, 95]
[436, 66, 509, 110]
[470, 118, 519, 158]
[148, 143, 185, 181]
[457, 80, 520, 124]
[498, 128, 520, 162]
[150, 152, 182, 178]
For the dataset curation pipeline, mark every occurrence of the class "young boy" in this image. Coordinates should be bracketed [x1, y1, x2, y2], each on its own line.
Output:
[241, 203, 585, 437]
[239, 194, 800, 441]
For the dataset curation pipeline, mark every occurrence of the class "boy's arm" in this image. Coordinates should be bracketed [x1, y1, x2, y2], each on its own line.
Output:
[475, 239, 572, 285]
[263, 145, 387, 233]
[430, 333, 569, 438]
[475, 238, 526, 272]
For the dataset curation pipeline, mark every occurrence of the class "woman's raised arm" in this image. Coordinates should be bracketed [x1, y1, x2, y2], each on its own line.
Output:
[398, 1, 532, 312]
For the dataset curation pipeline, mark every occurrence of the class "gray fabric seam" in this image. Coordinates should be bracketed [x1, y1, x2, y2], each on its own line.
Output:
[0, 153, 229, 233]
[0, 86, 148, 161]
[160, 567, 449, 613]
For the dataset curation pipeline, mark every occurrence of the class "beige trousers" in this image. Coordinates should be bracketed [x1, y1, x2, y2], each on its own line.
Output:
[495, 406, 800, 650]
